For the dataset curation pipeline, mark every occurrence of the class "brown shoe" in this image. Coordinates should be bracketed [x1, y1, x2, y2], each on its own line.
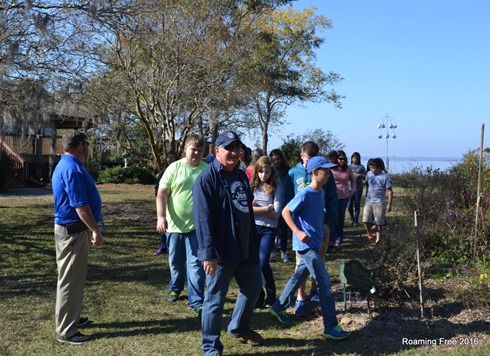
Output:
[229, 330, 264, 346]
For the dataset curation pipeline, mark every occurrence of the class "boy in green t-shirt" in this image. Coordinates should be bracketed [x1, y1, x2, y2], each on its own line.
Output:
[156, 135, 207, 317]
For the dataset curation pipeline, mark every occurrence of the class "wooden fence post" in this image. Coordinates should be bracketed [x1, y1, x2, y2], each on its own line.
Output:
[474, 123, 484, 258]
[414, 211, 424, 318]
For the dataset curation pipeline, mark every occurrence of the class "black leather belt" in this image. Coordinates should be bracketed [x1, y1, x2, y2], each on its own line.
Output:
[61, 221, 88, 234]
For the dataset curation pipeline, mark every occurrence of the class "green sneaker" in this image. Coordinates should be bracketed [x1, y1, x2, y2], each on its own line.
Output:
[195, 306, 203, 323]
[322, 325, 350, 340]
[270, 305, 293, 325]
[167, 291, 180, 302]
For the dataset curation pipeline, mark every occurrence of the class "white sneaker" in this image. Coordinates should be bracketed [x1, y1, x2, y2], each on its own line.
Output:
[280, 251, 289, 263]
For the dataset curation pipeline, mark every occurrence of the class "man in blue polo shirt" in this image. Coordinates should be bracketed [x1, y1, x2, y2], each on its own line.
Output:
[52, 129, 103, 345]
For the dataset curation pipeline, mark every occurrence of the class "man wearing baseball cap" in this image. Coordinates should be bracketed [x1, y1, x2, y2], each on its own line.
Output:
[193, 130, 264, 355]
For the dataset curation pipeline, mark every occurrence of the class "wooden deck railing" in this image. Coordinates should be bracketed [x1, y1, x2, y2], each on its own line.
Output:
[1, 139, 27, 183]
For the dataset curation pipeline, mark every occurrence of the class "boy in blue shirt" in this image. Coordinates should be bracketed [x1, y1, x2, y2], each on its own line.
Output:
[270, 156, 350, 340]
[285, 141, 338, 316]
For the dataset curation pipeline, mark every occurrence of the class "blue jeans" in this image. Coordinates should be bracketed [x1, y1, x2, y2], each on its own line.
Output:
[277, 217, 288, 253]
[331, 198, 349, 244]
[201, 262, 262, 356]
[348, 187, 364, 224]
[256, 225, 277, 306]
[167, 231, 205, 310]
[274, 248, 338, 330]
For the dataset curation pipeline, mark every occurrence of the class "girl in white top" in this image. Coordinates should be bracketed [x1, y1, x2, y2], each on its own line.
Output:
[250, 156, 283, 308]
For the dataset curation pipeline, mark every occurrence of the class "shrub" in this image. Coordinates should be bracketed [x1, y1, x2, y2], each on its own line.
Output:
[85, 159, 102, 182]
[25, 176, 47, 188]
[365, 216, 428, 303]
[98, 165, 154, 184]
[0, 153, 14, 191]
[397, 157, 489, 264]
[366, 152, 490, 305]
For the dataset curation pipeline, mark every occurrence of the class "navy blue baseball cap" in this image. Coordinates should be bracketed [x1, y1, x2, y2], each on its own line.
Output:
[306, 156, 337, 173]
[215, 130, 242, 148]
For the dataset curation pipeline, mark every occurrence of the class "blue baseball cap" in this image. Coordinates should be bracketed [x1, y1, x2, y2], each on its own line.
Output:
[215, 130, 242, 148]
[306, 156, 337, 173]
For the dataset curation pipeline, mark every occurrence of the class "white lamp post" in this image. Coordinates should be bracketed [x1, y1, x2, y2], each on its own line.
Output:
[377, 114, 397, 171]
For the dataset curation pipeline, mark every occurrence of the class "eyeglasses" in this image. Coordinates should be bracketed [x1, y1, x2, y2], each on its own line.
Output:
[221, 144, 241, 152]
[338, 157, 346, 161]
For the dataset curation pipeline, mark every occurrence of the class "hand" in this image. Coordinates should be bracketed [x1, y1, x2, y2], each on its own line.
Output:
[296, 230, 310, 243]
[91, 230, 102, 246]
[386, 204, 392, 213]
[203, 259, 218, 276]
[156, 217, 167, 234]
[323, 224, 330, 238]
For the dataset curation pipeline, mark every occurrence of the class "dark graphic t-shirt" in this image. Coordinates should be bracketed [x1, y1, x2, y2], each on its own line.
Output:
[222, 170, 251, 261]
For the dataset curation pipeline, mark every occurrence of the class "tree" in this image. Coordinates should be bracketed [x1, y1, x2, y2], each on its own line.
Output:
[82, 0, 296, 172]
[0, 1, 127, 152]
[3, 1, 315, 173]
[241, 6, 344, 153]
[280, 128, 344, 167]
[1, 79, 52, 151]
[0, 1, 128, 87]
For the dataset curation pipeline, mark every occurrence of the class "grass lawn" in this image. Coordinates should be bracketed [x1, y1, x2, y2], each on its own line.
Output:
[0, 184, 488, 355]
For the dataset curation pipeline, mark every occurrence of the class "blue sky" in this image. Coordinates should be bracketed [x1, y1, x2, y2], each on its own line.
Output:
[248, 0, 490, 159]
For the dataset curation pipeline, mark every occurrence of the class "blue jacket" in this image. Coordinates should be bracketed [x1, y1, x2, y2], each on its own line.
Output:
[192, 159, 259, 263]
[285, 162, 338, 229]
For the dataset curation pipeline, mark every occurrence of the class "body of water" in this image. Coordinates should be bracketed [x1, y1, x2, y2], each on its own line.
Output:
[364, 157, 462, 174]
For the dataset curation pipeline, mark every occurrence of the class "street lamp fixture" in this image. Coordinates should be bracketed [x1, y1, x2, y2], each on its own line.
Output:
[377, 114, 398, 170]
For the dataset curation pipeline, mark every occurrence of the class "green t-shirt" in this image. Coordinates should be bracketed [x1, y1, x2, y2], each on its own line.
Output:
[159, 158, 207, 233]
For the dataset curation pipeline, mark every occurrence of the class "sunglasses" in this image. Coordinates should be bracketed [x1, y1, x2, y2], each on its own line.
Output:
[221, 144, 241, 152]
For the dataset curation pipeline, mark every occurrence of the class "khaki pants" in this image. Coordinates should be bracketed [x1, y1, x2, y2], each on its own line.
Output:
[54, 225, 90, 339]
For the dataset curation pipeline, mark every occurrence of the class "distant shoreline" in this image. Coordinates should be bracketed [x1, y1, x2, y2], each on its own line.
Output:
[366, 157, 463, 174]
[364, 156, 461, 162]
